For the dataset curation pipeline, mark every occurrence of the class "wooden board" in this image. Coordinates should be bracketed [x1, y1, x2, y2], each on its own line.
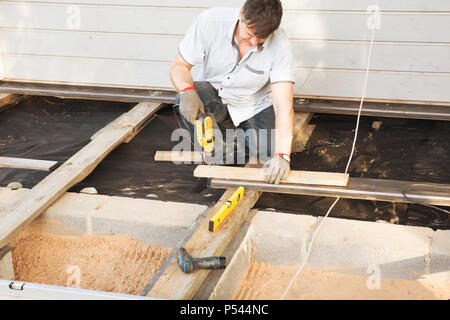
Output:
[154, 151, 203, 163]
[147, 164, 262, 300]
[291, 112, 312, 152]
[0, 102, 163, 250]
[292, 124, 316, 153]
[0, 94, 22, 112]
[194, 165, 350, 187]
[0, 157, 58, 171]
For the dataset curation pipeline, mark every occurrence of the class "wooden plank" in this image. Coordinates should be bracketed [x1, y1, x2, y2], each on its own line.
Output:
[194, 165, 350, 187]
[0, 102, 163, 249]
[154, 151, 203, 163]
[0, 94, 22, 112]
[5, 0, 450, 11]
[292, 124, 316, 153]
[147, 164, 262, 300]
[0, 157, 58, 171]
[291, 112, 312, 151]
[1, 3, 450, 42]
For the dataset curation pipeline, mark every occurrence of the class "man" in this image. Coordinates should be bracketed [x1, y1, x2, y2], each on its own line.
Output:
[170, 0, 296, 184]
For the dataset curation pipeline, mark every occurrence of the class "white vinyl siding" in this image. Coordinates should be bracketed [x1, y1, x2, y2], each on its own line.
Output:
[0, 0, 449, 104]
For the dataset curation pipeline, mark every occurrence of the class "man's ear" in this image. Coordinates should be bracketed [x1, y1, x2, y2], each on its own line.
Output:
[239, 8, 243, 19]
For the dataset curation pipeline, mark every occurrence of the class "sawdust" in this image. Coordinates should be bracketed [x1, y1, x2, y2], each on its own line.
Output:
[11, 230, 171, 295]
[234, 262, 449, 300]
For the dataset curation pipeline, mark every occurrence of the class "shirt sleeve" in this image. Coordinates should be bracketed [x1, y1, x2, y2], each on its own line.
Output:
[269, 30, 297, 84]
[178, 11, 208, 66]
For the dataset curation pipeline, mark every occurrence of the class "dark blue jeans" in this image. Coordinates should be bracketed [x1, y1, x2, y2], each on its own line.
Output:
[176, 81, 275, 164]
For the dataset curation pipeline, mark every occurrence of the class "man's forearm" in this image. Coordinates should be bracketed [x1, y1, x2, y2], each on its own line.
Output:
[170, 55, 194, 93]
[274, 106, 294, 156]
[271, 82, 294, 156]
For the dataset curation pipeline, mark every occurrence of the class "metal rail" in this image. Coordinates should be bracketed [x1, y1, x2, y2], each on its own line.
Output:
[0, 81, 176, 103]
[0, 280, 157, 300]
[294, 99, 450, 121]
[1, 81, 449, 120]
[210, 177, 450, 207]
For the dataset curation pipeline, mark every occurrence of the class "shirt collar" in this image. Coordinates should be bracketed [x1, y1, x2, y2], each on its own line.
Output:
[228, 9, 240, 45]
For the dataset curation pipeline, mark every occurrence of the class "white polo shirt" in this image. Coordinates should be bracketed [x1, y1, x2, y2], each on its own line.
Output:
[178, 7, 296, 126]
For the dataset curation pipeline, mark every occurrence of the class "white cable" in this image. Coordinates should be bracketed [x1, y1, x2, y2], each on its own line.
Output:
[280, 4, 378, 300]
[279, 196, 340, 299]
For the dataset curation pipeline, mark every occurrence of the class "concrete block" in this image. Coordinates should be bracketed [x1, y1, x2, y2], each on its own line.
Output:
[94, 196, 204, 229]
[251, 211, 318, 266]
[211, 211, 450, 299]
[0, 247, 14, 280]
[16, 191, 207, 247]
[430, 229, 450, 278]
[432, 229, 450, 256]
[33, 192, 110, 235]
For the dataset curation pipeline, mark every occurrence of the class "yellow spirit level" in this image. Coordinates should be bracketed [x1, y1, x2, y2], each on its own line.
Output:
[209, 186, 245, 232]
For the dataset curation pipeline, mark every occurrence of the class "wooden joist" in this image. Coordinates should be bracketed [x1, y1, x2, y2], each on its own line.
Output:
[292, 124, 316, 153]
[0, 157, 59, 171]
[194, 165, 350, 187]
[292, 112, 314, 153]
[0, 102, 164, 249]
[0, 94, 23, 113]
[154, 151, 203, 163]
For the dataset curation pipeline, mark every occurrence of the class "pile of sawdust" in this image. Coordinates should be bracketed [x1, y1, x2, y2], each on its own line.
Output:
[234, 262, 449, 300]
[11, 230, 171, 295]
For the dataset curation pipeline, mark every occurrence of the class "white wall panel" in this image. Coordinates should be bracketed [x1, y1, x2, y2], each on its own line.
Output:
[4, 0, 450, 11]
[0, 1, 449, 104]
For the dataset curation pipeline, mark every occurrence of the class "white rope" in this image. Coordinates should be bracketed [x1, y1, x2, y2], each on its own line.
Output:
[280, 4, 379, 300]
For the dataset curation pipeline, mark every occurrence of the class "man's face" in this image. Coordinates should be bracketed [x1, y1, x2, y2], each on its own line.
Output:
[238, 11, 266, 47]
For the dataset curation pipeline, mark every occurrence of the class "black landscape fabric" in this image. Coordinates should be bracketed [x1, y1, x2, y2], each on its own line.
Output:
[0, 96, 448, 229]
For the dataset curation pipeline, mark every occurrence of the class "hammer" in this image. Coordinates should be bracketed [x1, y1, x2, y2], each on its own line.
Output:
[176, 247, 226, 273]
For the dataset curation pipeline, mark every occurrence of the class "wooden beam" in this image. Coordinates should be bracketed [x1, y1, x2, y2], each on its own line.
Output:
[154, 151, 203, 163]
[0, 94, 23, 113]
[0, 157, 59, 171]
[291, 112, 314, 153]
[292, 124, 316, 153]
[147, 163, 262, 300]
[194, 165, 349, 187]
[0, 102, 164, 249]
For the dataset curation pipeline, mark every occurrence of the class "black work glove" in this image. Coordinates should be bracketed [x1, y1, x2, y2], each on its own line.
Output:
[179, 89, 205, 125]
[263, 156, 290, 184]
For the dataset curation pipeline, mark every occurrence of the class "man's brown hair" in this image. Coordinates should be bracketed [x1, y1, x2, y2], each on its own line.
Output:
[241, 0, 283, 39]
